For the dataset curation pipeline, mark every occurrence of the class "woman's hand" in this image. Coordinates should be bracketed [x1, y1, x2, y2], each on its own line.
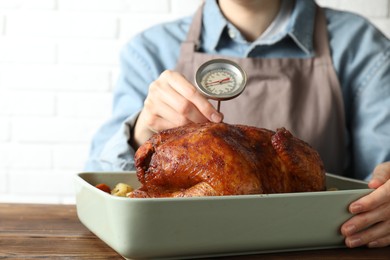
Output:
[341, 162, 390, 248]
[132, 70, 223, 148]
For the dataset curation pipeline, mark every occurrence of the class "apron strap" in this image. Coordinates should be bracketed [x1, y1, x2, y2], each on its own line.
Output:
[177, 3, 204, 63]
[313, 6, 331, 59]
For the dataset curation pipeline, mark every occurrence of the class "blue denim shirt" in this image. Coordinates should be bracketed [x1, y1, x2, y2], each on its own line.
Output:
[85, 0, 390, 181]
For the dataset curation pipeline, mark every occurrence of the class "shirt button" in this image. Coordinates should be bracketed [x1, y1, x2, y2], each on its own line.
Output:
[228, 29, 236, 39]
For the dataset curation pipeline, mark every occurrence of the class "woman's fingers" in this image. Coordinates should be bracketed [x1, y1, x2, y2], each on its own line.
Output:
[149, 75, 210, 126]
[341, 177, 390, 248]
[160, 70, 222, 123]
[133, 70, 224, 147]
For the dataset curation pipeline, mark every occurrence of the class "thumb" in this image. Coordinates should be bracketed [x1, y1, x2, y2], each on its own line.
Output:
[368, 162, 390, 189]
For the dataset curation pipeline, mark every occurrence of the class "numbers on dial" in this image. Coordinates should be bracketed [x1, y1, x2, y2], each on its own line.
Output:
[201, 69, 237, 95]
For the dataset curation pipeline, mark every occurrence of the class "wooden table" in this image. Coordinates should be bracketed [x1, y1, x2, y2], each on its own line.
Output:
[1, 203, 389, 259]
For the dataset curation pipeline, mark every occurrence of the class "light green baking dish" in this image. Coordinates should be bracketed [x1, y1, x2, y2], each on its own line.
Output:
[75, 171, 372, 259]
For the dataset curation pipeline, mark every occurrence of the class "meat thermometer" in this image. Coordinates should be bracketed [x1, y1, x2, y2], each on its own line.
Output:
[195, 59, 247, 112]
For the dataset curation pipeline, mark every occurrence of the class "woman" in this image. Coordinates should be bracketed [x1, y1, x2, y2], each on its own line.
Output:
[85, 0, 390, 247]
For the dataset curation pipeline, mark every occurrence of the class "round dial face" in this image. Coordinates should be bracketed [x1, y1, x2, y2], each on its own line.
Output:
[201, 69, 237, 95]
[195, 59, 247, 100]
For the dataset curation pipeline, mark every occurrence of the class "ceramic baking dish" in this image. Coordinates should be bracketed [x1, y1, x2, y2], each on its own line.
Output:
[75, 171, 372, 259]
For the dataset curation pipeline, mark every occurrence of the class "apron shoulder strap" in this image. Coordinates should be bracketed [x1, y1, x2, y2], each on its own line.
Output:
[314, 6, 331, 59]
[177, 3, 204, 62]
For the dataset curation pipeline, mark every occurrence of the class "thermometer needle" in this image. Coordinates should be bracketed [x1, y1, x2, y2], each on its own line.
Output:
[206, 77, 231, 86]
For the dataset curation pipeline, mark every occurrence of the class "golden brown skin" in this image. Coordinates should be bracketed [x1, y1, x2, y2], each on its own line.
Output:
[129, 122, 325, 198]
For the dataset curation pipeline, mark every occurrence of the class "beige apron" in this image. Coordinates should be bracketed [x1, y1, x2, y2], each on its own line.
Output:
[175, 4, 347, 175]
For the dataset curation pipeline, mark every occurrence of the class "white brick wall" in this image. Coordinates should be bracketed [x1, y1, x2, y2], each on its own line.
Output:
[0, 0, 389, 204]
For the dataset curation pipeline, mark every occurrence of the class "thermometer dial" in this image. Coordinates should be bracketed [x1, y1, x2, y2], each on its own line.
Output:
[195, 59, 247, 101]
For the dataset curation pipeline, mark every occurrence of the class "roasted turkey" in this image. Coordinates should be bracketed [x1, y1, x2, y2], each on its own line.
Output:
[129, 122, 325, 198]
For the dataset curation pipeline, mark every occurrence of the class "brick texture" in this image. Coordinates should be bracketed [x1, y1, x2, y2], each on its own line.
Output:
[0, 0, 389, 204]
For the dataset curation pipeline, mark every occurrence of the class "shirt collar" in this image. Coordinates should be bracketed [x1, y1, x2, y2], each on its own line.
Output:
[287, 0, 317, 55]
[202, 0, 228, 52]
[201, 0, 317, 56]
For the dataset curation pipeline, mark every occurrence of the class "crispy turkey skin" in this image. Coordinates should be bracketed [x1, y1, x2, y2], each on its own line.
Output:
[129, 122, 325, 198]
